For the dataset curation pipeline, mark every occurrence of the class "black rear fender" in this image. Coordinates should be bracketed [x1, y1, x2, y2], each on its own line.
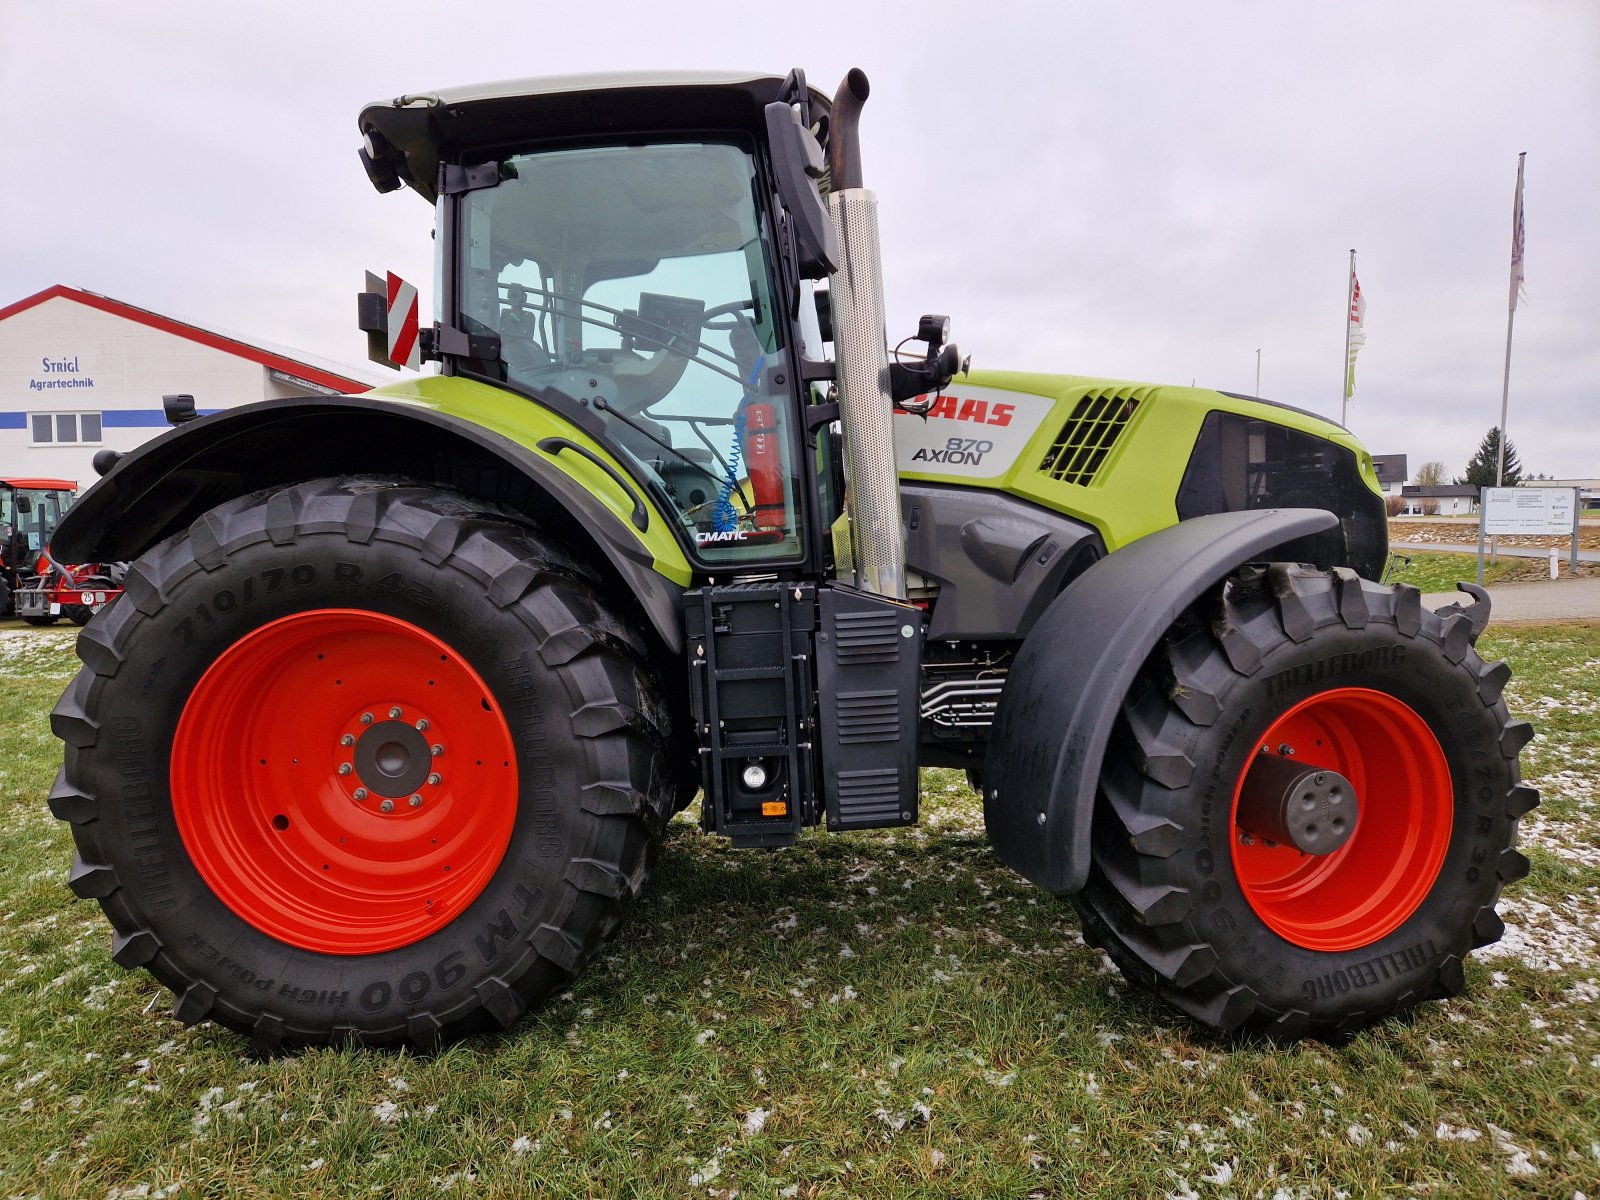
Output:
[983, 507, 1340, 895]
[51, 396, 685, 652]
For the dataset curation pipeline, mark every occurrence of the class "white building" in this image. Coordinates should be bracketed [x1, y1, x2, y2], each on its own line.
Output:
[1, 286, 387, 487]
[1525, 477, 1600, 510]
[1370, 453, 1408, 502]
[1400, 484, 1479, 517]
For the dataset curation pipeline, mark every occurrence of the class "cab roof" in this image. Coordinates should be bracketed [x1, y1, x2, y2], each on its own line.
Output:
[358, 70, 831, 203]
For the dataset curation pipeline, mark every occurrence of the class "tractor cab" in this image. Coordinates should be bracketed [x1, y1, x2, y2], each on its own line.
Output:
[456, 140, 805, 563]
[357, 72, 855, 576]
[1, 477, 76, 565]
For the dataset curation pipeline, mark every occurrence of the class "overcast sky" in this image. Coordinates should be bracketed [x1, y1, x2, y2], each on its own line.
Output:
[5, 1, 1596, 479]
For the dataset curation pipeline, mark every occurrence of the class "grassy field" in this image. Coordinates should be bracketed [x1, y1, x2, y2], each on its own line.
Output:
[1384, 551, 1520, 592]
[1, 620, 1597, 1199]
[1384, 549, 1598, 593]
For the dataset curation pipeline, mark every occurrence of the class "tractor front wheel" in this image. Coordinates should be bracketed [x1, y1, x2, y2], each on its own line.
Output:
[1073, 565, 1536, 1039]
[51, 477, 676, 1052]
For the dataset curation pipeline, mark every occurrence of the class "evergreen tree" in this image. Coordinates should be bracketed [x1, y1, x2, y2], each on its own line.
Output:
[1458, 427, 1523, 488]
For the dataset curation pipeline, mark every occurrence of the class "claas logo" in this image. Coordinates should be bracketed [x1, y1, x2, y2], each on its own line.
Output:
[901, 395, 1016, 427]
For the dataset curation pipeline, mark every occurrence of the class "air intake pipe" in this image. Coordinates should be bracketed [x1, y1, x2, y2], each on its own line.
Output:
[825, 69, 906, 600]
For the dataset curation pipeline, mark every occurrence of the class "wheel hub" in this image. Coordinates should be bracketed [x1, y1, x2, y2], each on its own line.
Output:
[1228, 686, 1453, 952]
[1236, 752, 1357, 855]
[348, 713, 442, 801]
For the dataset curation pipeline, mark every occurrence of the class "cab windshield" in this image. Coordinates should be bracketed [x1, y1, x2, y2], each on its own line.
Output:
[1, 487, 73, 554]
[457, 141, 803, 565]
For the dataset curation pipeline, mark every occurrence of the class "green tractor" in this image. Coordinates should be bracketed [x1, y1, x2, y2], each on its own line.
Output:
[48, 69, 1533, 1052]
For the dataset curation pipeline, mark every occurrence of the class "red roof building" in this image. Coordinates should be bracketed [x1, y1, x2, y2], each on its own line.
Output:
[0, 285, 386, 483]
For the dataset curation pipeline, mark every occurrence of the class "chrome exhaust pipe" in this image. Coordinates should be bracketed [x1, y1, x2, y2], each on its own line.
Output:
[826, 69, 906, 600]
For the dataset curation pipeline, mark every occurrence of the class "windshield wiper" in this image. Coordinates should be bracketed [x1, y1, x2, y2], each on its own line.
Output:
[589, 398, 710, 473]
[591, 399, 751, 513]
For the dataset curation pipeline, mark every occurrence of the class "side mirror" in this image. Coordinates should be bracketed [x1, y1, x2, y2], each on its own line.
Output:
[764, 101, 837, 278]
[14, 495, 31, 515]
[813, 286, 834, 344]
[163, 393, 199, 425]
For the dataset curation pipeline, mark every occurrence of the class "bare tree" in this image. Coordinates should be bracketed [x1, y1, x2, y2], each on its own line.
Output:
[1415, 461, 1447, 486]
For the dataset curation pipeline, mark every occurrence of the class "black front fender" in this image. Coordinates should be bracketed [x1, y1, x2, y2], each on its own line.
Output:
[983, 507, 1340, 896]
[53, 396, 686, 651]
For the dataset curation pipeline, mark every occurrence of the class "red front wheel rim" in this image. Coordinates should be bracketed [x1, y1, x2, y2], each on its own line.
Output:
[1230, 687, 1453, 952]
[171, 610, 518, 954]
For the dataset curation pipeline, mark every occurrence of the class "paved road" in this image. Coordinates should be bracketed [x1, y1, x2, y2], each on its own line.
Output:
[1422, 576, 1600, 623]
[1393, 540, 1600, 564]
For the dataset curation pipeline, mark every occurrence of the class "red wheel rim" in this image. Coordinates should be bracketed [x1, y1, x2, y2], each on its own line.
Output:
[171, 610, 518, 954]
[1230, 687, 1452, 952]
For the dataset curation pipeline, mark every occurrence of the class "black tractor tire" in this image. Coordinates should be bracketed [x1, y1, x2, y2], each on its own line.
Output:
[50, 477, 678, 1052]
[67, 605, 95, 627]
[24, 614, 60, 627]
[1072, 564, 1536, 1040]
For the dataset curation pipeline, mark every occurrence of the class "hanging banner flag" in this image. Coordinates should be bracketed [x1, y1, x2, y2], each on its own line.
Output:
[1509, 152, 1527, 311]
[1495, 152, 1529, 489]
[1344, 270, 1366, 401]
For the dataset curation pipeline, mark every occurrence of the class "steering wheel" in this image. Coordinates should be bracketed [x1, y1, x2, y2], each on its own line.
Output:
[699, 299, 755, 328]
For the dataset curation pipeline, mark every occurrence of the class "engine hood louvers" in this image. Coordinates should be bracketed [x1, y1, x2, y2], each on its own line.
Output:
[1038, 389, 1142, 485]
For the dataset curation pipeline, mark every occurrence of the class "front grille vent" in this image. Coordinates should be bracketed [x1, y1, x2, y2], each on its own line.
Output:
[1038, 390, 1141, 485]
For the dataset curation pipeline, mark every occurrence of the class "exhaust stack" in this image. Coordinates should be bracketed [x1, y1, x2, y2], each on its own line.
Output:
[825, 69, 906, 600]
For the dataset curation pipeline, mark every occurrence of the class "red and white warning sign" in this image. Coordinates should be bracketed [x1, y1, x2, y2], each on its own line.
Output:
[386, 272, 420, 370]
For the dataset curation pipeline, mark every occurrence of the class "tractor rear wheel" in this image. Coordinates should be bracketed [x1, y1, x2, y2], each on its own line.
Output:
[1072, 564, 1536, 1039]
[50, 477, 676, 1052]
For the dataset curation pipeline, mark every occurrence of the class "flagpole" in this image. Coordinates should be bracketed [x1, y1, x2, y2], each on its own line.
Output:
[1496, 152, 1526, 488]
[1496, 307, 1517, 487]
[1341, 249, 1355, 425]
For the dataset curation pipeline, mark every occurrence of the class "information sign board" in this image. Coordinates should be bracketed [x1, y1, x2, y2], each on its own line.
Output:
[1481, 488, 1576, 536]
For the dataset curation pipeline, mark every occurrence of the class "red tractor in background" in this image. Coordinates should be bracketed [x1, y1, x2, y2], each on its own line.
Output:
[0, 477, 123, 626]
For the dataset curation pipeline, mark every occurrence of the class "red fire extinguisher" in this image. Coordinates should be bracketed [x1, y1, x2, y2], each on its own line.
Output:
[743, 402, 785, 532]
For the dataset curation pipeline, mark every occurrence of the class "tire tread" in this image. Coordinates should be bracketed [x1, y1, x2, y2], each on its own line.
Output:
[50, 475, 680, 1051]
[1071, 564, 1536, 1040]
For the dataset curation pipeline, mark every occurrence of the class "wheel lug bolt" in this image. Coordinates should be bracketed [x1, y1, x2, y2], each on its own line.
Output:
[1278, 744, 1295, 757]
[416, 719, 429, 732]
[340, 734, 355, 747]
[380, 799, 395, 813]
[338, 763, 353, 776]
[389, 706, 403, 719]
[431, 744, 444, 757]
[409, 795, 423, 808]
[353, 788, 368, 801]
[360, 712, 374, 725]
[427, 773, 442, 786]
